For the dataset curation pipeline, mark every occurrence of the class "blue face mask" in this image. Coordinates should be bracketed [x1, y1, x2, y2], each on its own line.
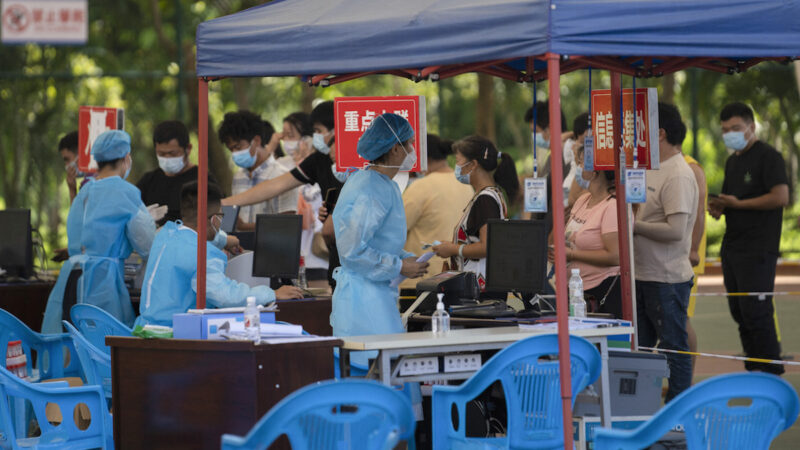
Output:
[313, 132, 332, 155]
[576, 170, 591, 190]
[723, 131, 748, 152]
[331, 163, 355, 184]
[123, 157, 131, 180]
[534, 132, 550, 150]
[231, 145, 257, 169]
[454, 162, 471, 185]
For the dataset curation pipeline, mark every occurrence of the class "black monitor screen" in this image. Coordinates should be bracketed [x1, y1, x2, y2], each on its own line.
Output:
[252, 214, 302, 279]
[0, 209, 33, 278]
[485, 219, 547, 293]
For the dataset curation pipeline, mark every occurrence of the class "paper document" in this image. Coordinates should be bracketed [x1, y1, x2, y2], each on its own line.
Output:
[390, 252, 435, 288]
[187, 304, 278, 315]
[519, 317, 625, 331]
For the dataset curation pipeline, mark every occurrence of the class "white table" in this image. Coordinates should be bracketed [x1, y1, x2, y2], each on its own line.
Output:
[340, 325, 634, 428]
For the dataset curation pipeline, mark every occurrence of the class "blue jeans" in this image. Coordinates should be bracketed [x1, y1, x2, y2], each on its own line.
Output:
[636, 279, 693, 402]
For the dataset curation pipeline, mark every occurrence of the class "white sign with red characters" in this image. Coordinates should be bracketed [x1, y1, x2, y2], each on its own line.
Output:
[334, 96, 427, 173]
[1, 0, 87, 44]
[78, 106, 125, 173]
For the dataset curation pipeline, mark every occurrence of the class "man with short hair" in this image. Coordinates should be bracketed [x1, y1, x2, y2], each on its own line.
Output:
[634, 103, 698, 402]
[137, 120, 217, 226]
[218, 111, 299, 231]
[58, 131, 83, 203]
[709, 102, 789, 375]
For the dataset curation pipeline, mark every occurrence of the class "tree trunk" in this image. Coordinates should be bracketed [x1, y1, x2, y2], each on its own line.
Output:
[661, 73, 675, 104]
[301, 84, 316, 113]
[476, 74, 496, 141]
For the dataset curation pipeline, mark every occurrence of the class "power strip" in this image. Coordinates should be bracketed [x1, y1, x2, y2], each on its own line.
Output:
[443, 354, 482, 373]
[398, 356, 440, 376]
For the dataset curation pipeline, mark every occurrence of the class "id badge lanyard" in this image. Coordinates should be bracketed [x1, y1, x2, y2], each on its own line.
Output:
[524, 81, 548, 213]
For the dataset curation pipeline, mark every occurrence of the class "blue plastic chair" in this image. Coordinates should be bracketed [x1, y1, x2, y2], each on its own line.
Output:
[70, 304, 132, 355]
[594, 372, 800, 450]
[62, 322, 112, 403]
[432, 334, 601, 450]
[0, 308, 81, 381]
[0, 365, 113, 449]
[220, 379, 416, 450]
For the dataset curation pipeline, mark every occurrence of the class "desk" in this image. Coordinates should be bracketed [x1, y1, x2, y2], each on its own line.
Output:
[275, 297, 332, 336]
[340, 325, 633, 428]
[0, 281, 54, 332]
[108, 336, 341, 450]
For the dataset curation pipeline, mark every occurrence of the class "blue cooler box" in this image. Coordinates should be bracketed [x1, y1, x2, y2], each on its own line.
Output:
[172, 310, 276, 340]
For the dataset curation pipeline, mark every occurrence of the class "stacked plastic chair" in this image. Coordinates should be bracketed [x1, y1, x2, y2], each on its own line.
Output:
[62, 321, 112, 403]
[0, 308, 81, 381]
[221, 379, 415, 450]
[594, 372, 800, 450]
[70, 304, 133, 355]
[0, 364, 114, 449]
[431, 334, 601, 449]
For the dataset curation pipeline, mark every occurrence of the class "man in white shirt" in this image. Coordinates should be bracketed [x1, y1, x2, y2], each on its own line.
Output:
[633, 102, 698, 402]
[218, 110, 299, 230]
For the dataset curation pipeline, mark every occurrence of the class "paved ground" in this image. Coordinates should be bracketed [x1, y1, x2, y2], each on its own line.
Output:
[684, 274, 799, 448]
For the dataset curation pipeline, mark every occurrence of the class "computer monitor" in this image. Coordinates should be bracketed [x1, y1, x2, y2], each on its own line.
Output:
[252, 214, 302, 279]
[485, 219, 547, 294]
[0, 209, 33, 279]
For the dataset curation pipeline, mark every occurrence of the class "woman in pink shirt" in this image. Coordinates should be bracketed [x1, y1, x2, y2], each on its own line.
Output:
[553, 151, 622, 317]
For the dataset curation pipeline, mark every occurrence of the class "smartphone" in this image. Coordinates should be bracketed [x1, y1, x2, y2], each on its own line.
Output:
[324, 188, 340, 211]
[708, 193, 720, 199]
[221, 205, 240, 233]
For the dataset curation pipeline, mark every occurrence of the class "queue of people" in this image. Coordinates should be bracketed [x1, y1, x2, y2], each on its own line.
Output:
[49, 98, 788, 402]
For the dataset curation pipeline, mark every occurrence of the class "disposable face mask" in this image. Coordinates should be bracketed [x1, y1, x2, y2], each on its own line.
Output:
[723, 131, 748, 152]
[283, 140, 300, 154]
[399, 145, 417, 171]
[123, 159, 131, 180]
[313, 133, 331, 155]
[331, 163, 355, 184]
[576, 170, 591, 190]
[231, 145, 257, 168]
[534, 132, 550, 150]
[158, 155, 185, 175]
[66, 159, 86, 178]
[454, 162, 471, 185]
[211, 227, 227, 250]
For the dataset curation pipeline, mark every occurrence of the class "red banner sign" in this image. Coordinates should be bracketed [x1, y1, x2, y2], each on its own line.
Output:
[78, 106, 124, 173]
[590, 88, 659, 170]
[334, 96, 427, 172]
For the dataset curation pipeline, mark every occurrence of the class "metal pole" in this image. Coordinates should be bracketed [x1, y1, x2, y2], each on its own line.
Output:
[197, 78, 208, 309]
[546, 52, 574, 450]
[611, 73, 634, 323]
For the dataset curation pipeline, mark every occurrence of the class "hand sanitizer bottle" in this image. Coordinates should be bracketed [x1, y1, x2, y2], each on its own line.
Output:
[244, 296, 260, 343]
[431, 293, 450, 334]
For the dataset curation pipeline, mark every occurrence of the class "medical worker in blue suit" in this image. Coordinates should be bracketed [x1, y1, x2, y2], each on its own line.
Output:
[136, 181, 303, 327]
[332, 113, 429, 365]
[43, 130, 156, 333]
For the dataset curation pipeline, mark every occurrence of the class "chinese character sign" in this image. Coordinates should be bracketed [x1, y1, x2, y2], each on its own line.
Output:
[1, 0, 87, 44]
[78, 106, 125, 173]
[334, 96, 427, 173]
[590, 88, 659, 170]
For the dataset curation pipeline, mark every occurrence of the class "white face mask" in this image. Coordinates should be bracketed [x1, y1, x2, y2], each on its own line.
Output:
[157, 155, 185, 175]
[283, 140, 300, 154]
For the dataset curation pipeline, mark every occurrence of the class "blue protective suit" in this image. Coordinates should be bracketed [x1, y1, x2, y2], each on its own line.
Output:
[42, 177, 156, 333]
[135, 221, 275, 327]
[332, 169, 414, 366]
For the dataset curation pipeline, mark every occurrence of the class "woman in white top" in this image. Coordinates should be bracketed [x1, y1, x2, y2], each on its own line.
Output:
[433, 135, 519, 292]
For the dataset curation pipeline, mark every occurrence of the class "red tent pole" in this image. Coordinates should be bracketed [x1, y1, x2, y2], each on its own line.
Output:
[196, 78, 209, 309]
[610, 72, 633, 323]
[546, 52, 574, 449]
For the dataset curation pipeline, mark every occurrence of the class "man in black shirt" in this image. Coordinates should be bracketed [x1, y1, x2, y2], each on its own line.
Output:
[222, 101, 344, 287]
[137, 120, 217, 226]
[709, 102, 789, 375]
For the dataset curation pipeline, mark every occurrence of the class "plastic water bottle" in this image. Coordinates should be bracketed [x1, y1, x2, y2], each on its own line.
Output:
[297, 256, 308, 290]
[569, 268, 586, 318]
[244, 296, 260, 343]
[431, 293, 450, 334]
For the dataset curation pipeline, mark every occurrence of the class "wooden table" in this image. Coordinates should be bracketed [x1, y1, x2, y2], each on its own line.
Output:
[107, 336, 341, 449]
[275, 296, 332, 336]
[0, 281, 54, 332]
[340, 325, 633, 428]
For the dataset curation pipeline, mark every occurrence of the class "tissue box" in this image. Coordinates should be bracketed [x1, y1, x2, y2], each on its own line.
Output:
[173, 310, 275, 340]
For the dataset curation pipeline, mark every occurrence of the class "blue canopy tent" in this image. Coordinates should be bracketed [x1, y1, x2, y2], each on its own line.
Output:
[195, 1, 800, 446]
